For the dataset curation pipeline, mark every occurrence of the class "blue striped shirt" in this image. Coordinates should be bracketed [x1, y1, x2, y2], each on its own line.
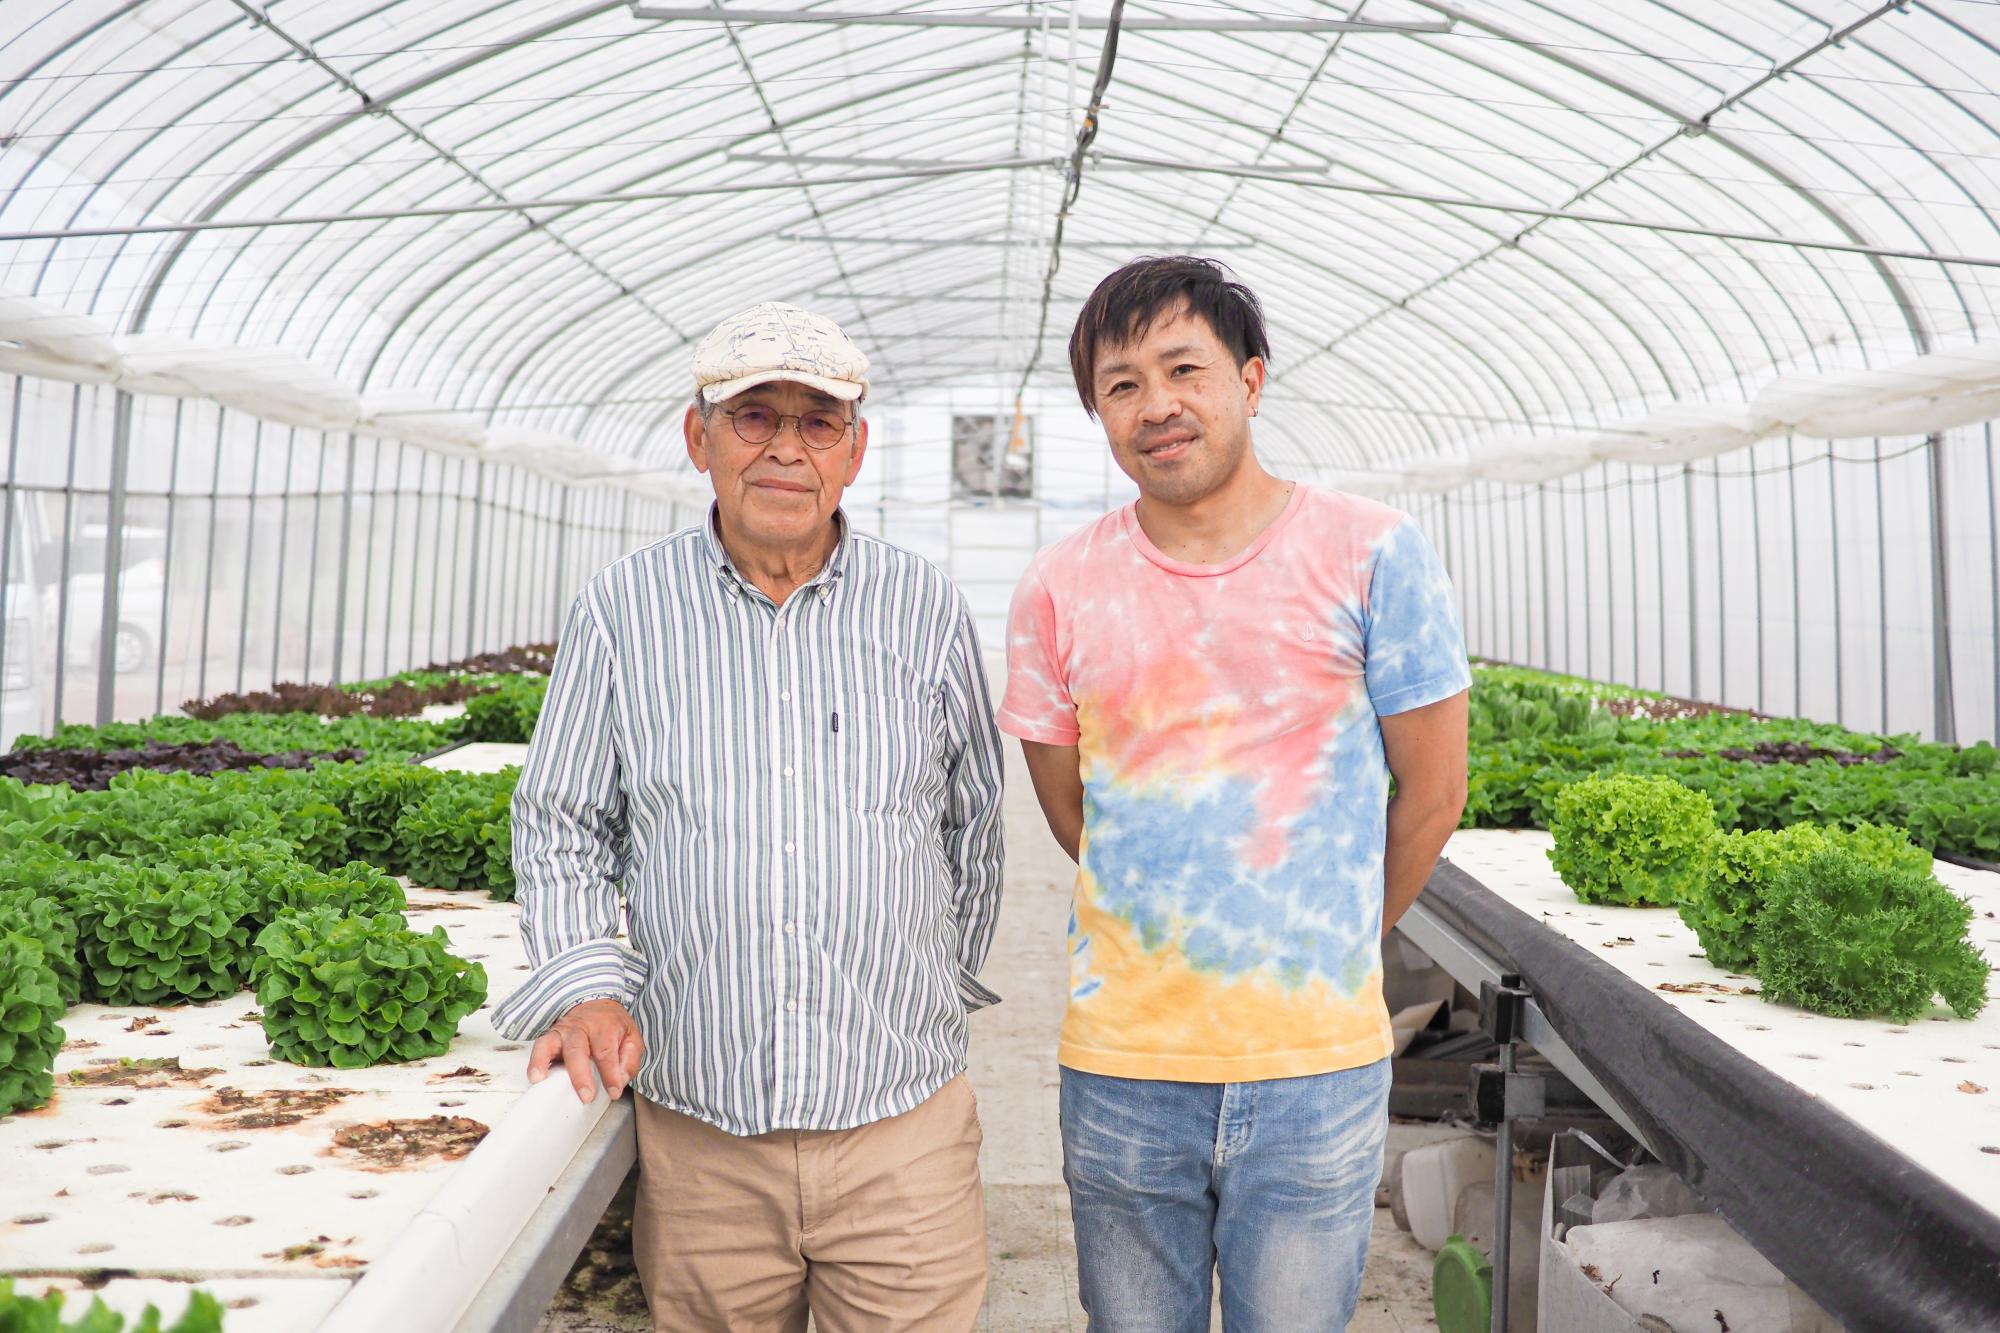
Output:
[490, 510, 1007, 1136]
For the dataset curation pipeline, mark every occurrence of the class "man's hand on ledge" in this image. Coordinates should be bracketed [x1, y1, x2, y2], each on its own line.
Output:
[527, 997, 644, 1104]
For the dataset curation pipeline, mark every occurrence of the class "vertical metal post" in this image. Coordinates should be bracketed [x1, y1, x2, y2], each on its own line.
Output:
[357, 439, 385, 682]
[1472, 486, 1488, 656]
[197, 412, 225, 702]
[1537, 485, 1552, 670]
[1581, 476, 1595, 681]
[1484, 489, 1495, 663]
[1988, 425, 1998, 743]
[1828, 447, 1845, 727]
[330, 434, 358, 685]
[1496, 486, 1504, 656]
[1487, 486, 1500, 662]
[484, 468, 504, 653]
[1653, 476, 1667, 693]
[1500, 486, 1517, 665]
[303, 432, 327, 682]
[52, 387, 82, 731]
[1554, 484, 1570, 672]
[538, 477, 554, 639]
[1787, 440, 1802, 718]
[406, 450, 429, 672]
[1713, 468, 1727, 705]
[439, 457, 463, 663]
[1626, 469, 1639, 689]
[1749, 445, 1765, 715]
[154, 402, 184, 716]
[1600, 477, 1615, 685]
[235, 420, 263, 696]
[0, 382, 22, 736]
[466, 461, 486, 657]
[525, 477, 542, 646]
[511, 470, 531, 648]
[1875, 441, 1890, 734]
[95, 390, 136, 726]
[1436, 489, 1455, 594]
[552, 485, 572, 636]
[1924, 432, 1956, 742]
[383, 444, 407, 678]
[1682, 465, 1699, 701]
[1491, 1036, 1516, 1333]
[427, 453, 449, 662]
[270, 430, 296, 687]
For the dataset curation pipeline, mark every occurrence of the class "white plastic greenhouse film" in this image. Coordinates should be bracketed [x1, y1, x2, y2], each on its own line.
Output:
[358, 390, 489, 454]
[1790, 389, 2000, 441]
[0, 294, 120, 370]
[1432, 434, 1981, 741]
[0, 344, 118, 385]
[1472, 437, 1600, 484]
[1591, 405, 1773, 467]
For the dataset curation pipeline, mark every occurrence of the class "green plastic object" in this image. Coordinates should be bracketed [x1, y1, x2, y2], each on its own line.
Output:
[1432, 1233, 1494, 1333]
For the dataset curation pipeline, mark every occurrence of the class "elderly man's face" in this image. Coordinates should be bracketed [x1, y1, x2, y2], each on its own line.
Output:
[685, 380, 867, 555]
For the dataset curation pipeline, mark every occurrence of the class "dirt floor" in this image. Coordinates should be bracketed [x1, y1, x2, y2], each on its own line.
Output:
[537, 740, 1442, 1333]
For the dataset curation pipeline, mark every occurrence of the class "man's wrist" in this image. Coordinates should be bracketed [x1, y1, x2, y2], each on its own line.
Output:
[563, 992, 626, 1015]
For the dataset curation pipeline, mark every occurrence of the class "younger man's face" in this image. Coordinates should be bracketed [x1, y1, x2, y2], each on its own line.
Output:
[1090, 304, 1264, 508]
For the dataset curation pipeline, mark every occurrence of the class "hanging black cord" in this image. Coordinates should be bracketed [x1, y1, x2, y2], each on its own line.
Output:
[1015, 0, 1127, 405]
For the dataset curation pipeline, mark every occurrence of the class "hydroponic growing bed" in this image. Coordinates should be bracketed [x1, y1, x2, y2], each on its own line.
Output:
[0, 742, 628, 1332]
[1401, 828, 2000, 1331]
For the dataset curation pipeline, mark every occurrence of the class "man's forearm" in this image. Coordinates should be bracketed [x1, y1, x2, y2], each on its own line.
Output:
[1019, 740, 1085, 863]
[1040, 802, 1083, 863]
[1380, 790, 1464, 936]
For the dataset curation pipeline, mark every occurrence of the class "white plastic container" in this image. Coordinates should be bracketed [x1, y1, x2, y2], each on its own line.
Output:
[1402, 1134, 1496, 1252]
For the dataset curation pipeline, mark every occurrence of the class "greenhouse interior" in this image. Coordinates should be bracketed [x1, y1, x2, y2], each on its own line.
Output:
[2, 2, 1999, 1331]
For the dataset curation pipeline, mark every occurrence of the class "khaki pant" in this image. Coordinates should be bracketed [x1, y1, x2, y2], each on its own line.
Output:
[631, 1076, 987, 1332]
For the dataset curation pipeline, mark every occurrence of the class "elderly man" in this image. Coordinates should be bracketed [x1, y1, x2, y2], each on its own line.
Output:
[491, 302, 1006, 1332]
[1000, 257, 1470, 1331]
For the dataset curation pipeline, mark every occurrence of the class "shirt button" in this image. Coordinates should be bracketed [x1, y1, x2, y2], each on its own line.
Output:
[784, 921, 796, 935]
[787, 1000, 798, 1013]
[784, 842, 795, 854]
[780, 691, 791, 702]
[783, 766, 794, 777]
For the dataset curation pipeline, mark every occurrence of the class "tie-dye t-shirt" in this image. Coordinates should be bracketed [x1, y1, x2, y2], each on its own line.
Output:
[997, 484, 1470, 1082]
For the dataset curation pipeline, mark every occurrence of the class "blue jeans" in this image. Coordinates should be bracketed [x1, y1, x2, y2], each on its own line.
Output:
[1060, 1061, 1391, 1333]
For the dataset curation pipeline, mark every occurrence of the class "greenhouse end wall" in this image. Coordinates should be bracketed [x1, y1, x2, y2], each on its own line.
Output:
[0, 376, 692, 745]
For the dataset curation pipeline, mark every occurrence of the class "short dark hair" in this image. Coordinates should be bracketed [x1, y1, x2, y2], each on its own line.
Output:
[1068, 256, 1270, 417]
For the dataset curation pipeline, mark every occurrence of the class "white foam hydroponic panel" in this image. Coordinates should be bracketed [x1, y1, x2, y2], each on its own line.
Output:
[1442, 828, 2000, 1223]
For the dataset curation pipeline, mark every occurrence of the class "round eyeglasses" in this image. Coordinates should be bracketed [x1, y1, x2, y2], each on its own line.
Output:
[723, 405, 854, 451]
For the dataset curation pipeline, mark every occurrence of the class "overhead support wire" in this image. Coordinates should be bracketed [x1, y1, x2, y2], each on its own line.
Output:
[728, 150, 1325, 176]
[1015, 0, 1127, 405]
[774, 232, 1256, 249]
[627, 5, 1451, 33]
[0, 159, 1052, 242]
[217, 0, 688, 344]
[1090, 154, 2000, 270]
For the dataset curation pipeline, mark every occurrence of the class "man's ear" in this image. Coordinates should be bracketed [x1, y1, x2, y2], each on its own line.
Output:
[844, 417, 868, 485]
[685, 404, 712, 474]
[1241, 356, 1266, 417]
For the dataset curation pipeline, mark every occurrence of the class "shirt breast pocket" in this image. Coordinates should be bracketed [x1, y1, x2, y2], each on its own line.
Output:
[835, 691, 935, 813]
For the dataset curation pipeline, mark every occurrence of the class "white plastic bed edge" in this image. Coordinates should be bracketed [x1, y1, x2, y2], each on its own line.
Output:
[316, 1068, 611, 1333]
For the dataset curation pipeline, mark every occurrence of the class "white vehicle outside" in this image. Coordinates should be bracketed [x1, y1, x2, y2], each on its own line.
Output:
[53, 523, 166, 677]
[1, 491, 49, 751]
